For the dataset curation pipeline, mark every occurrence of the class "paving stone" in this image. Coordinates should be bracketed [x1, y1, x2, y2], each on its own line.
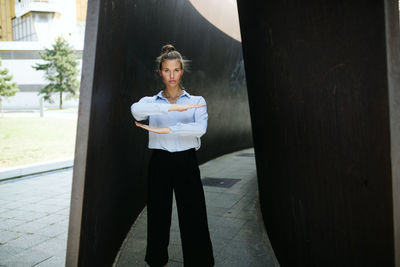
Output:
[0, 210, 28, 219]
[115, 238, 146, 267]
[209, 236, 230, 255]
[210, 223, 243, 240]
[36, 198, 70, 207]
[130, 223, 147, 239]
[54, 231, 68, 241]
[6, 210, 48, 221]
[55, 218, 70, 228]
[218, 239, 276, 267]
[12, 221, 50, 233]
[206, 214, 222, 228]
[0, 169, 72, 267]
[31, 214, 67, 225]
[54, 207, 71, 216]
[0, 218, 28, 231]
[168, 243, 183, 262]
[203, 191, 221, 200]
[36, 223, 68, 238]
[21, 203, 66, 213]
[0, 207, 11, 214]
[33, 236, 67, 255]
[206, 206, 231, 217]
[114, 148, 276, 267]
[207, 193, 243, 209]
[215, 253, 254, 267]
[169, 229, 182, 246]
[0, 230, 21, 244]
[234, 221, 263, 242]
[3, 233, 50, 250]
[0, 244, 26, 262]
[218, 217, 248, 230]
[35, 254, 66, 267]
[2, 148, 277, 266]
[16, 196, 45, 204]
[223, 206, 255, 220]
[167, 259, 184, 267]
[0, 247, 53, 267]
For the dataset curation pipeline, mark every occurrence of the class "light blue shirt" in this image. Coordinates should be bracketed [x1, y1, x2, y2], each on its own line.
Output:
[130, 90, 208, 152]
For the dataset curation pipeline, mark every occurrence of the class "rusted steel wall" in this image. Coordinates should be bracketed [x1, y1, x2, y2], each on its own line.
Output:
[66, 0, 251, 266]
[237, 0, 400, 266]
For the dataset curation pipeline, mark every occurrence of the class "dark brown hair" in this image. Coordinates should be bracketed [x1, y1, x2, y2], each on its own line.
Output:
[156, 44, 189, 70]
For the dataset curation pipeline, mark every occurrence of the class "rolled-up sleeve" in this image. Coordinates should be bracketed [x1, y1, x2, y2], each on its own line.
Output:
[130, 97, 171, 121]
[169, 97, 208, 137]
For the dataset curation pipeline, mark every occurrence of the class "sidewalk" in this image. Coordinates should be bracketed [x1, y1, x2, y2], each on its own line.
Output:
[0, 148, 279, 267]
[114, 148, 279, 267]
[0, 169, 72, 266]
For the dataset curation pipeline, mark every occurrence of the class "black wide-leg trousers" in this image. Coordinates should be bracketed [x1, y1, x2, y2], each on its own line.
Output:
[145, 148, 214, 267]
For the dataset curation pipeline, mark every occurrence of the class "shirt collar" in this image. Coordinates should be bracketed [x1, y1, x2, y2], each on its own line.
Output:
[156, 89, 191, 100]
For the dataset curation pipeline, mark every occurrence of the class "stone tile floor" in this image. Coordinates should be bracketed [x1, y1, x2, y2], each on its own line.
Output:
[0, 169, 71, 266]
[0, 148, 279, 267]
[114, 148, 279, 267]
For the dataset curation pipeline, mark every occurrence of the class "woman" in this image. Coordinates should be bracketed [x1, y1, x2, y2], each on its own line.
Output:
[130, 44, 214, 267]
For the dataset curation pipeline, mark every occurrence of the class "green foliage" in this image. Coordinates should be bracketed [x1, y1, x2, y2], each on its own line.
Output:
[0, 57, 19, 105]
[33, 36, 81, 109]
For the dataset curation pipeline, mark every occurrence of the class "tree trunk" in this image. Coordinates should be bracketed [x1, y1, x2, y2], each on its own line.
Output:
[60, 91, 63, 109]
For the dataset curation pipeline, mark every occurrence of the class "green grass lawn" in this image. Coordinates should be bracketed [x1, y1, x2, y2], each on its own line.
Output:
[0, 117, 77, 169]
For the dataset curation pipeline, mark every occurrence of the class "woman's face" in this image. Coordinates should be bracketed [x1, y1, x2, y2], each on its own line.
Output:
[159, 59, 184, 88]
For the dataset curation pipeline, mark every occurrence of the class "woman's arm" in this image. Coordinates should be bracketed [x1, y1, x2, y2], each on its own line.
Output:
[130, 96, 171, 121]
[131, 97, 206, 121]
[135, 121, 171, 134]
[133, 96, 208, 137]
[169, 98, 208, 137]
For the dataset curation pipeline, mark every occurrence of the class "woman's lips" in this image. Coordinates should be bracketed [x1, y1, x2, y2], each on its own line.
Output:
[169, 80, 176, 83]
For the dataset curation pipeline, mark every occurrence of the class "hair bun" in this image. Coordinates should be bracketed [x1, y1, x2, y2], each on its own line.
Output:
[161, 44, 175, 54]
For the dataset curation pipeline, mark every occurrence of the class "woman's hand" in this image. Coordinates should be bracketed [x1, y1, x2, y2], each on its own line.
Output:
[135, 121, 171, 134]
[169, 104, 205, 112]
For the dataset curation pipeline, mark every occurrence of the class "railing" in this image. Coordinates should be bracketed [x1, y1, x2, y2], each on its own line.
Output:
[15, 0, 61, 17]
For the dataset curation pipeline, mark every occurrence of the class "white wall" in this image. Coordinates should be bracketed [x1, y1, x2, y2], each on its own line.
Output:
[1, 92, 79, 110]
[0, 42, 83, 110]
[2, 60, 48, 84]
[2, 59, 83, 85]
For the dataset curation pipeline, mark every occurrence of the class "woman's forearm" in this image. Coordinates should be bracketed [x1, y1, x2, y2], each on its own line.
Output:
[131, 101, 171, 121]
[168, 103, 206, 112]
[169, 122, 207, 137]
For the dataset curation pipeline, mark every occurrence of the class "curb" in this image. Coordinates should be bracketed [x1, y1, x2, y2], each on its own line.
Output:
[0, 158, 74, 182]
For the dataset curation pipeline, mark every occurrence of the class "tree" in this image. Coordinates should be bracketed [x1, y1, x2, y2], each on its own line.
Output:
[0, 57, 19, 114]
[33, 36, 80, 109]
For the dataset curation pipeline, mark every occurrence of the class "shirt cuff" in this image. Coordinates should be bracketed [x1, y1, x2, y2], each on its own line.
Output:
[169, 125, 178, 134]
[159, 103, 171, 114]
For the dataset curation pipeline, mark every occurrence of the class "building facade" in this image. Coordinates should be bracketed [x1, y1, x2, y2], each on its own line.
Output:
[0, 41, 83, 109]
[0, 0, 87, 110]
[0, 0, 14, 41]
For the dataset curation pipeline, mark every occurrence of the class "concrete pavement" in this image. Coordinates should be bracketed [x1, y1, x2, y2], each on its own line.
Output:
[114, 148, 279, 267]
[0, 169, 71, 266]
[0, 148, 279, 267]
